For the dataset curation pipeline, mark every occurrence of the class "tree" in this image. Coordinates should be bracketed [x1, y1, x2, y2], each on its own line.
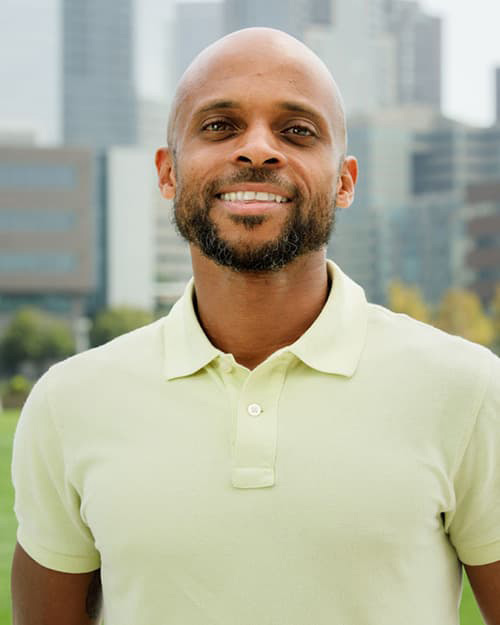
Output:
[90, 307, 154, 347]
[0, 308, 75, 375]
[387, 281, 431, 323]
[490, 284, 500, 354]
[435, 289, 494, 347]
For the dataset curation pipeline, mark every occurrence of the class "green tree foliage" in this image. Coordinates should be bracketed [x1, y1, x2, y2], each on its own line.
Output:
[90, 307, 154, 347]
[388, 281, 431, 323]
[0, 308, 75, 374]
[490, 284, 500, 354]
[1, 374, 33, 409]
[434, 289, 494, 347]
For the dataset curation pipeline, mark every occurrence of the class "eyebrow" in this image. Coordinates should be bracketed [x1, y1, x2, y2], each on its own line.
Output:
[195, 99, 325, 124]
[196, 100, 241, 115]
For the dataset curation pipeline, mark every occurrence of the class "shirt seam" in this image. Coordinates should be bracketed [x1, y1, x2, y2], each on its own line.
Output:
[20, 369, 97, 563]
[449, 351, 494, 484]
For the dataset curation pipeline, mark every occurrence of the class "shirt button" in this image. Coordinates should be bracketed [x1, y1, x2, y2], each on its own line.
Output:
[220, 359, 233, 373]
[247, 403, 262, 417]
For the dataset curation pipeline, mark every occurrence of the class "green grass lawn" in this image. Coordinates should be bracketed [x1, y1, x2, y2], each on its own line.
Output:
[0, 409, 486, 624]
[0, 410, 18, 625]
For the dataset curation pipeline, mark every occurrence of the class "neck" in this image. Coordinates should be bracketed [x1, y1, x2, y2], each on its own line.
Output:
[190, 246, 330, 369]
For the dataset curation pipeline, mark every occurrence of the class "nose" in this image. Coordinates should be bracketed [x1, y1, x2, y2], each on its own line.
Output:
[230, 123, 287, 168]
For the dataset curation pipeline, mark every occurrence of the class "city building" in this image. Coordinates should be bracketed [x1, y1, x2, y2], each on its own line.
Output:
[62, 0, 137, 149]
[304, 0, 442, 117]
[331, 106, 437, 303]
[496, 67, 500, 125]
[106, 147, 156, 311]
[224, 0, 309, 39]
[138, 98, 169, 148]
[305, 0, 399, 115]
[154, 193, 193, 311]
[464, 180, 500, 307]
[105, 146, 192, 313]
[390, 191, 463, 306]
[174, 1, 224, 83]
[0, 145, 98, 330]
[384, 0, 442, 111]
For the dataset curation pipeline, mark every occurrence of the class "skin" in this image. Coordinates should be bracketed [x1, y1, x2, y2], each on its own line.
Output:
[11, 543, 101, 624]
[11, 27, 500, 624]
[157, 28, 356, 369]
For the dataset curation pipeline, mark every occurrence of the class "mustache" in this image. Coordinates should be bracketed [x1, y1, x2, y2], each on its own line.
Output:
[205, 168, 299, 198]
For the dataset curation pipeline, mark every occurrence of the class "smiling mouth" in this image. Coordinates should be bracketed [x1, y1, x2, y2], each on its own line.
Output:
[215, 191, 291, 203]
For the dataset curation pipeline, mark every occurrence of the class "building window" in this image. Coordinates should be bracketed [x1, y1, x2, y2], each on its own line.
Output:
[0, 253, 77, 273]
[0, 293, 73, 313]
[0, 164, 77, 189]
[309, 0, 333, 25]
[0, 210, 76, 232]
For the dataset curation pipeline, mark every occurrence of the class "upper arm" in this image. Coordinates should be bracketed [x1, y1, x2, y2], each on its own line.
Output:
[465, 560, 500, 625]
[11, 542, 102, 625]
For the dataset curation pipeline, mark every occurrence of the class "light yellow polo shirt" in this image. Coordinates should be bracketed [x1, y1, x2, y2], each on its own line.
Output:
[12, 260, 500, 625]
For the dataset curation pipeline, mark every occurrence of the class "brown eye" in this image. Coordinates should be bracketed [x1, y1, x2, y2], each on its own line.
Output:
[202, 120, 233, 132]
[283, 125, 315, 137]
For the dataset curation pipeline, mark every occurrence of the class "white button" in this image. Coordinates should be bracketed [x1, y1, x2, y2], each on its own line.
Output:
[247, 403, 262, 417]
[220, 359, 233, 373]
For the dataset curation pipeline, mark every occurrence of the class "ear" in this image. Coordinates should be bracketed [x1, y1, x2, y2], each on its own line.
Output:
[155, 147, 176, 200]
[335, 156, 358, 209]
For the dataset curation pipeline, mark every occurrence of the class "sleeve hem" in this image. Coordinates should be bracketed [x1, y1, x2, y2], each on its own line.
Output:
[17, 528, 101, 574]
[458, 540, 500, 566]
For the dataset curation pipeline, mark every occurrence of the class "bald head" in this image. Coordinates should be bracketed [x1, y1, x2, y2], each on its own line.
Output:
[167, 28, 346, 154]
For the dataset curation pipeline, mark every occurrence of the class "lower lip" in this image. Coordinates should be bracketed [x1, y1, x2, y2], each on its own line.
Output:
[216, 198, 290, 215]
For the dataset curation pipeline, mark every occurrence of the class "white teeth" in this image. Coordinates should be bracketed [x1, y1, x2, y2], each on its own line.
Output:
[219, 191, 288, 202]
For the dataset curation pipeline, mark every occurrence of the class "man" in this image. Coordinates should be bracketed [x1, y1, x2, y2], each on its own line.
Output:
[10, 28, 500, 625]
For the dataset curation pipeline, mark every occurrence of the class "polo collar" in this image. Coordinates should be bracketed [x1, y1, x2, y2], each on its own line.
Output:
[162, 260, 368, 380]
[286, 260, 368, 376]
[162, 278, 222, 380]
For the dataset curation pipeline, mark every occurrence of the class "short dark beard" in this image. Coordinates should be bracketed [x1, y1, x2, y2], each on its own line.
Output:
[172, 168, 336, 273]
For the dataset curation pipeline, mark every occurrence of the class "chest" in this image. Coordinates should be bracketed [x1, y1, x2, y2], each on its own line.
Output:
[70, 373, 455, 569]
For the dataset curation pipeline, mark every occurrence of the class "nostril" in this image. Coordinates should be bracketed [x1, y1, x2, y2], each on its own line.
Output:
[237, 155, 252, 163]
[264, 157, 279, 164]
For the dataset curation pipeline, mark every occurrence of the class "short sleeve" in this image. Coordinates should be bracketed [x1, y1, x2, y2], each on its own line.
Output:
[446, 353, 500, 565]
[11, 370, 101, 573]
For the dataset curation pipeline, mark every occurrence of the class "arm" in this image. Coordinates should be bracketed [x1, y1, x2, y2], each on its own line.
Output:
[11, 542, 102, 625]
[465, 561, 500, 625]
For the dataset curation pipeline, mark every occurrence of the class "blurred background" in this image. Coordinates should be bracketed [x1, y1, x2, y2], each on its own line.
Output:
[1, 0, 500, 383]
[0, 1, 499, 622]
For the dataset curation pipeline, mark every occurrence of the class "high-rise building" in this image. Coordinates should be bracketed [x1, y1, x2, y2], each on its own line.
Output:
[384, 0, 442, 111]
[106, 148, 156, 310]
[304, 0, 399, 116]
[62, 0, 137, 149]
[496, 67, 500, 125]
[138, 98, 169, 148]
[331, 107, 437, 303]
[174, 2, 224, 83]
[0, 146, 98, 329]
[224, 0, 309, 39]
[464, 181, 500, 306]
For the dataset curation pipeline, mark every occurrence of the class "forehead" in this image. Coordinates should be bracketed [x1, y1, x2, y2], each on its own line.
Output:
[174, 47, 339, 135]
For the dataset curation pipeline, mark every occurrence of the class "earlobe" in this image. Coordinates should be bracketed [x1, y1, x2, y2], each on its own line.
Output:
[155, 147, 176, 200]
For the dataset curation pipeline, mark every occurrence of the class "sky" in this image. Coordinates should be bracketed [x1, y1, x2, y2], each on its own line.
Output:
[420, 0, 500, 126]
[1, 0, 499, 144]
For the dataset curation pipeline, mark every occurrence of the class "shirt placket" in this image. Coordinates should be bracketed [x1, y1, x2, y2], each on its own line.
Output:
[231, 354, 291, 489]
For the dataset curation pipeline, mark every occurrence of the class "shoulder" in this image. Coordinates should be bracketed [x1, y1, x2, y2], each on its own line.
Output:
[365, 302, 497, 395]
[42, 317, 167, 397]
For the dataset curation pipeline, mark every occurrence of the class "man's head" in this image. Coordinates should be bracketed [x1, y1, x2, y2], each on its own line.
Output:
[156, 27, 357, 273]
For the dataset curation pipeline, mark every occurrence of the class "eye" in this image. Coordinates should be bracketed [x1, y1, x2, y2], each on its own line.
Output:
[201, 120, 234, 133]
[282, 124, 317, 139]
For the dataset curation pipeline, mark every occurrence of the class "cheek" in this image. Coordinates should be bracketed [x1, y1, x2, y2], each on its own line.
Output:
[294, 155, 337, 193]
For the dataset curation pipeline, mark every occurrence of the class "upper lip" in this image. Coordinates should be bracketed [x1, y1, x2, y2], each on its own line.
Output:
[215, 184, 293, 199]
